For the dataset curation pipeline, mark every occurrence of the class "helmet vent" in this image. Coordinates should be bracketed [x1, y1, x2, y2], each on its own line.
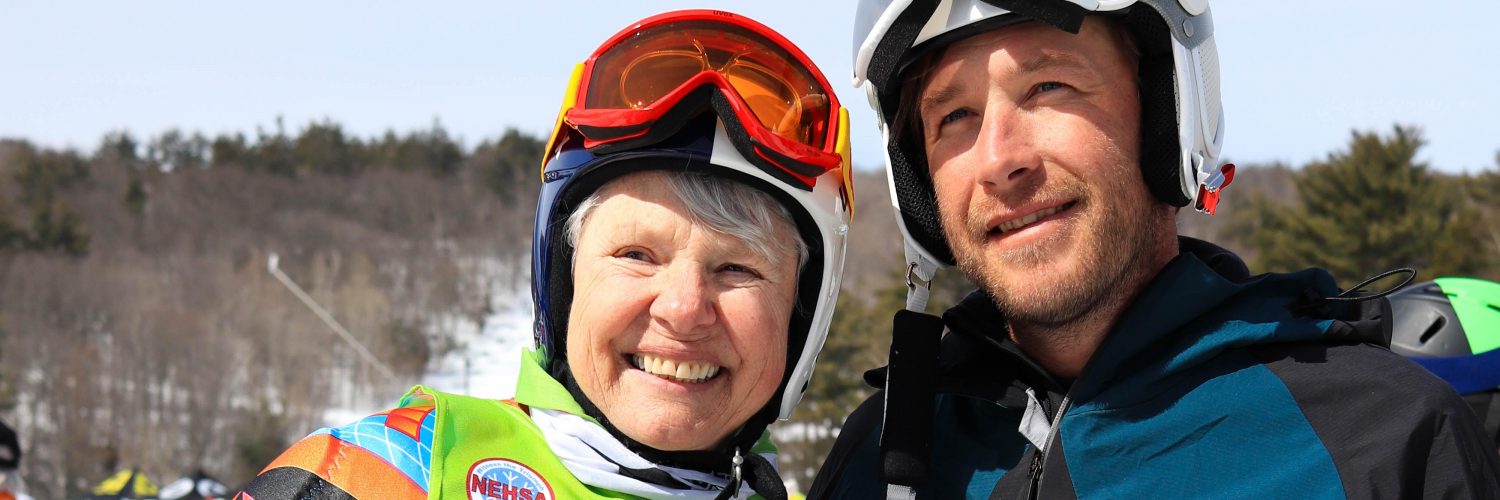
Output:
[1420, 316, 1448, 344]
[1193, 37, 1222, 138]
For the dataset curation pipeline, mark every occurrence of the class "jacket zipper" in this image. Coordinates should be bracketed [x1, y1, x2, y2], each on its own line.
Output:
[1025, 393, 1072, 500]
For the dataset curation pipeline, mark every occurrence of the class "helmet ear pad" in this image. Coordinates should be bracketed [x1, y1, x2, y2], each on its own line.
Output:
[887, 125, 956, 265]
[1120, 6, 1191, 208]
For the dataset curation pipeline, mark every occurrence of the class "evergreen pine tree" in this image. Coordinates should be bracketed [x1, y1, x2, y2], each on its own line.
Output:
[294, 121, 356, 175]
[124, 176, 147, 215]
[1245, 125, 1488, 282]
[0, 213, 21, 249]
[210, 132, 250, 167]
[27, 200, 89, 255]
[1459, 157, 1500, 280]
[476, 128, 544, 203]
[97, 130, 140, 164]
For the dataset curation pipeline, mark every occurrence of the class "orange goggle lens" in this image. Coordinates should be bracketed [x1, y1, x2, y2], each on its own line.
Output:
[584, 20, 833, 150]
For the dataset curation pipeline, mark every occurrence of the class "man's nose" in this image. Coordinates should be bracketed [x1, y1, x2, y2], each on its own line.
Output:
[649, 263, 717, 339]
[973, 103, 1042, 194]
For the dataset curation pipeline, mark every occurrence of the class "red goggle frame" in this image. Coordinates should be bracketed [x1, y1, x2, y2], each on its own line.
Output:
[556, 10, 847, 190]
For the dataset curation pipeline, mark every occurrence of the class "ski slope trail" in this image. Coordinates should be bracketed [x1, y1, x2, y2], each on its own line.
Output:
[323, 279, 533, 425]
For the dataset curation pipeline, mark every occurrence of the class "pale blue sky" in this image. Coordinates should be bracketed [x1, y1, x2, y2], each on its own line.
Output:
[2, 1, 1497, 173]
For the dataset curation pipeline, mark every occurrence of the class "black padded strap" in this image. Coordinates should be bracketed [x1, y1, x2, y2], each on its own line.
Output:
[742, 451, 789, 500]
[978, 0, 1086, 33]
[879, 310, 946, 487]
[868, 0, 941, 106]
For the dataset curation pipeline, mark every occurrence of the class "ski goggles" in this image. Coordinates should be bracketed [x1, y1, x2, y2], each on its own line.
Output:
[550, 10, 849, 191]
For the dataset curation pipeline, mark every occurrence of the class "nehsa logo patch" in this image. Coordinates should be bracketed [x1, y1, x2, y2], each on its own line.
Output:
[467, 458, 554, 500]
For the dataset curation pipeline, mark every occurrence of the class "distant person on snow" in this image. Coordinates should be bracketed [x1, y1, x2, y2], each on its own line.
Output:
[0, 419, 31, 500]
[237, 9, 853, 500]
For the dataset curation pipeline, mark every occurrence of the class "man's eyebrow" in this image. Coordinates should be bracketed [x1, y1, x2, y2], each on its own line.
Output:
[919, 85, 965, 114]
[919, 53, 1090, 113]
[1019, 51, 1090, 76]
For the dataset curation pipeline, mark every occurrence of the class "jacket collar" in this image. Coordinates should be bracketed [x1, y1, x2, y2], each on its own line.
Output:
[515, 348, 596, 422]
[939, 237, 1374, 407]
[1070, 239, 1342, 405]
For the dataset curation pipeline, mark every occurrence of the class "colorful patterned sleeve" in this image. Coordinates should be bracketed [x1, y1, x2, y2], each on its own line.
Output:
[236, 406, 436, 500]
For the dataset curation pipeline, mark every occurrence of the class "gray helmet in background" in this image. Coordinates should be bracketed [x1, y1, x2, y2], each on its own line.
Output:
[1388, 277, 1500, 447]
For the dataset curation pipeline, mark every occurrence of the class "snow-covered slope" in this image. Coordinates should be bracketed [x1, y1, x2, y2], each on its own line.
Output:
[322, 277, 534, 425]
[420, 286, 534, 400]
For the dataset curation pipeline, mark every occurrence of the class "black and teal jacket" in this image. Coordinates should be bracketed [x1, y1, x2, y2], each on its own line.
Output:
[810, 239, 1500, 499]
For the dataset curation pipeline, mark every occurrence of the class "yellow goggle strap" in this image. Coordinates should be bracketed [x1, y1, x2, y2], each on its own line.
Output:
[540, 63, 587, 178]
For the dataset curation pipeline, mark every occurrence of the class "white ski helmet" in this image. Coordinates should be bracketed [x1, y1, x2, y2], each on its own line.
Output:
[853, 0, 1228, 286]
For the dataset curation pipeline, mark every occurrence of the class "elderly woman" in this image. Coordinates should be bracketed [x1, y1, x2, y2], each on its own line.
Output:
[237, 10, 852, 500]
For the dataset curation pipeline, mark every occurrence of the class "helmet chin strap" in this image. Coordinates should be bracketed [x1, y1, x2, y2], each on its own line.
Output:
[903, 240, 940, 313]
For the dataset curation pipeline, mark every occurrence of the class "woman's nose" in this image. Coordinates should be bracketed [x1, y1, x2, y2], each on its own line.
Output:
[649, 264, 717, 338]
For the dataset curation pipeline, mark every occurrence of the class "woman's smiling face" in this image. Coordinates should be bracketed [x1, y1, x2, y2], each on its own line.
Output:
[565, 170, 799, 451]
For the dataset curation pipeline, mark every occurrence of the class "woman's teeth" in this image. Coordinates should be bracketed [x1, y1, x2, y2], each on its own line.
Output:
[997, 204, 1065, 233]
[631, 354, 721, 383]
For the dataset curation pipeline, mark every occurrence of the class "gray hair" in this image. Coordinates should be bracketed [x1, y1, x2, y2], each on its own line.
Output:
[565, 171, 809, 274]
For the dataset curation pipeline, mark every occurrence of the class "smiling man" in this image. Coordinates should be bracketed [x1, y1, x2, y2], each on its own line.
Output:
[920, 19, 1171, 381]
[811, 1, 1500, 498]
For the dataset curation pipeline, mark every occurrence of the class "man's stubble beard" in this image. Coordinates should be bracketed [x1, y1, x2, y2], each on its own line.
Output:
[941, 154, 1172, 333]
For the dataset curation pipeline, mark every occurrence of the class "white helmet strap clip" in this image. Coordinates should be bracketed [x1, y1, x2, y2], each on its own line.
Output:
[903, 239, 940, 313]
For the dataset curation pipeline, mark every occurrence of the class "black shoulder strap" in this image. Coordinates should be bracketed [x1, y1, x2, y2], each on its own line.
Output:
[879, 310, 945, 496]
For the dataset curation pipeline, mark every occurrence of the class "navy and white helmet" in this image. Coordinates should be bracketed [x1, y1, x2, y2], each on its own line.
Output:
[852, 0, 1228, 286]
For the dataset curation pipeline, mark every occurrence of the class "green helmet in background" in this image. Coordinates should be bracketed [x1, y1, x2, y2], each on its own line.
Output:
[1391, 277, 1500, 362]
[1389, 277, 1500, 446]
